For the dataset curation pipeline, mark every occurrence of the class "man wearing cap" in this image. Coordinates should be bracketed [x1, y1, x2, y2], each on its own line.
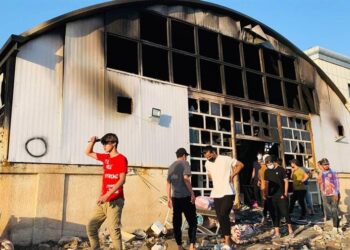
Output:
[85, 133, 128, 250]
[202, 145, 244, 250]
[319, 158, 340, 232]
[167, 148, 197, 250]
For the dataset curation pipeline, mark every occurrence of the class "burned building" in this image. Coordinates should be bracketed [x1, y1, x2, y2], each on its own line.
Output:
[0, 0, 350, 246]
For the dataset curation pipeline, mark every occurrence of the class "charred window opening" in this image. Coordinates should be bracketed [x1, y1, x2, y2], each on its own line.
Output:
[142, 45, 169, 81]
[252, 111, 260, 123]
[140, 12, 167, 45]
[173, 53, 197, 87]
[205, 116, 216, 130]
[171, 20, 195, 53]
[263, 49, 279, 76]
[222, 35, 240, 65]
[219, 119, 231, 132]
[200, 60, 222, 93]
[200, 100, 209, 113]
[242, 109, 250, 123]
[188, 98, 198, 112]
[281, 55, 296, 80]
[107, 35, 138, 74]
[225, 66, 244, 98]
[211, 102, 220, 116]
[223, 134, 232, 147]
[301, 85, 316, 113]
[116, 96, 132, 114]
[243, 124, 252, 135]
[234, 107, 241, 122]
[261, 112, 269, 126]
[338, 125, 344, 137]
[247, 72, 264, 102]
[201, 131, 210, 144]
[212, 132, 221, 145]
[190, 145, 202, 157]
[285, 82, 300, 110]
[222, 105, 230, 117]
[189, 114, 204, 128]
[243, 43, 260, 71]
[267, 77, 284, 106]
[198, 28, 219, 59]
[191, 160, 200, 172]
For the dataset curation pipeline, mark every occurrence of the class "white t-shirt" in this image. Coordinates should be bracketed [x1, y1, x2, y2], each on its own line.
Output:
[205, 155, 238, 198]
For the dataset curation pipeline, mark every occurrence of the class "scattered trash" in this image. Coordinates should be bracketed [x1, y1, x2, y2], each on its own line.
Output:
[0, 239, 14, 250]
[151, 221, 167, 236]
[195, 196, 214, 210]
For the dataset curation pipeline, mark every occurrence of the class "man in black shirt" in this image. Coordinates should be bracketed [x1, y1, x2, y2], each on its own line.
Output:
[264, 155, 294, 239]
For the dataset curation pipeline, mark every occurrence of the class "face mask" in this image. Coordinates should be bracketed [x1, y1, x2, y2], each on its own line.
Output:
[267, 163, 274, 169]
[257, 154, 263, 160]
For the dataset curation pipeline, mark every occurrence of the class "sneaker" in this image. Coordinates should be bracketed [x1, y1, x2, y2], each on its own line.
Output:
[221, 245, 232, 250]
[271, 234, 281, 241]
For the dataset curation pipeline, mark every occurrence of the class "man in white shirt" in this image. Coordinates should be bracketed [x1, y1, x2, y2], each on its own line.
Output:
[203, 146, 244, 250]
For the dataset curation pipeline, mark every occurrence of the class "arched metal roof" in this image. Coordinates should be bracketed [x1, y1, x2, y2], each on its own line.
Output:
[0, 0, 348, 107]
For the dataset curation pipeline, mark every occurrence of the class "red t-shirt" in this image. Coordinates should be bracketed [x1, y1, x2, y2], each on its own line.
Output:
[96, 153, 128, 202]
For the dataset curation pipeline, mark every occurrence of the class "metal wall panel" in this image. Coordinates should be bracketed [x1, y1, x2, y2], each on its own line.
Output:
[62, 16, 105, 164]
[106, 8, 139, 39]
[9, 32, 64, 163]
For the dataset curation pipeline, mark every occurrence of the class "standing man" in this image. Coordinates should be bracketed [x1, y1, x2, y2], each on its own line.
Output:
[319, 158, 340, 232]
[85, 133, 128, 250]
[289, 159, 308, 221]
[167, 148, 197, 250]
[251, 152, 263, 208]
[264, 155, 293, 239]
[202, 146, 244, 250]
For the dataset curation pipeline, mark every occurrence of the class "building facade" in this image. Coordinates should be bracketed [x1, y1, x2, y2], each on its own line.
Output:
[1, 0, 350, 245]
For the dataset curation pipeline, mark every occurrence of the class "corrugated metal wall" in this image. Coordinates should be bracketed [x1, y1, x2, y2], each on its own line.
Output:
[9, 32, 64, 163]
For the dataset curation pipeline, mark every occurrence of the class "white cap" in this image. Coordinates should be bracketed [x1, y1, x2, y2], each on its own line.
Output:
[262, 154, 270, 164]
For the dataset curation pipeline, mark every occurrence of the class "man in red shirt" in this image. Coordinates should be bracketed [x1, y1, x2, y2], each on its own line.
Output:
[85, 133, 128, 250]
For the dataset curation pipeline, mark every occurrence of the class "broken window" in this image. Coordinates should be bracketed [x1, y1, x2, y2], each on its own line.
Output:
[218, 119, 231, 132]
[172, 52, 197, 87]
[140, 12, 167, 45]
[171, 20, 195, 53]
[281, 55, 296, 80]
[201, 131, 211, 144]
[242, 109, 250, 122]
[261, 112, 269, 126]
[252, 111, 260, 123]
[211, 102, 221, 116]
[142, 45, 169, 81]
[270, 114, 277, 127]
[222, 105, 230, 117]
[200, 60, 222, 93]
[234, 107, 241, 122]
[293, 130, 301, 140]
[212, 132, 222, 145]
[263, 48, 279, 76]
[200, 100, 209, 113]
[284, 140, 291, 153]
[190, 145, 202, 157]
[107, 35, 138, 74]
[205, 116, 216, 130]
[223, 134, 232, 147]
[188, 98, 198, 112]
[235, 123, 242, 134]
[189, 114, 204, 128]
[247, 72, 264, 102]
[284, 81, 300, 110]
[222, 35, 240, 65]
[301, 85, 316, 113]
[198, 28, 219, 59]
[225, 66, 244, 98]
[191, 160, 200, 172]
[243, 43, 260, 71]
[189, 129, 199, 143]
[266, 77, 284, 106]
[243, 125, 252, 135]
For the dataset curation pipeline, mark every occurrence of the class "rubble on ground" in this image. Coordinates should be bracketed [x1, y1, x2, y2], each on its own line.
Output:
[10, 206, 350, 249]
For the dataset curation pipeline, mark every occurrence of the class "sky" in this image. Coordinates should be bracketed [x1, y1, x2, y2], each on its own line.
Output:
[1, 0, 349, 57]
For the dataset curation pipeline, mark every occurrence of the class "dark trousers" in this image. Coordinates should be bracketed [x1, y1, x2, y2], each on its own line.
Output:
[253, 180, 263, 206]
[324, 196, 340, 227]
[172, 196, 197, 245]
[214, 195, 234, 236]
[263, 198, 270, 217]
[270, 196, 292, 227]
[289, 190, 307, 217]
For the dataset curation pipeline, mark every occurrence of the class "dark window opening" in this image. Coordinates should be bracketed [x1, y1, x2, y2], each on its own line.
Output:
[189, 129, 199, 143]
[285, 82, 300, 110]
[212, 133, 221, 145]
[263, 49, 279, 76]
[282, 129, 293, 139]
[242, 109, 250, 123]
[205, 116, 216, 130]
[201, 131, 211, 144]
[252, 111, 260, 123]
[281, 116, 288, 127]
[288, 117, 296, 128]
[293, 130, 301, 140]
[191, 160, 200, 172]
[235, 123, 242, 134]
[142, 45, 169, 81]
[223, 134, 232, 147]
[198, 28, 219, 59]
[189, 114, 204, 128]
[284, 154, 294, 166]
[243, 43, 260, 71]
[211, 102, 220, 116]
[188, 98, 198, 112]
[219, 119, 231, 132]
[247, 72, 265, 102]
[219, 148, 232, 156]
[261, 112, 269, 125]
[107, 35, 138, 74]
[270, 114, 277, 127]
[284, 140, 291, 153]
[267, 77, 284, 106]
[190, 145, 202, 157]
[222, 105, 230, 117]
[338, 125, 344, 137]
[200, 60, 222, 93]
[291, 141, 298, 153]
[200, 100, 209, 113]
[263, 128, 269, 137]
[117, 96, 132, 114]
[234, 107, 241, 122]
[140, 12, 167, 45]
[171, 20, 195, 53]
[243, 125, 252, 135]
[253, 126, 260, 136]
[281, 55, 296, 80]
[0, 70, 5, 109]
[225, 66, 244, 98]
[222, 35, 240, 65]
[173, 53, 197, 87]
[348, 83, 350, 98]
[301, 85, 316, 113]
